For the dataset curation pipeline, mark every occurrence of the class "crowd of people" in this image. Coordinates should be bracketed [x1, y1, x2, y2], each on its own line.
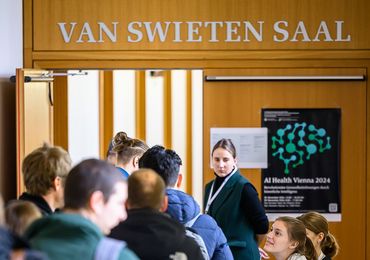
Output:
[0, 132, 339, 260]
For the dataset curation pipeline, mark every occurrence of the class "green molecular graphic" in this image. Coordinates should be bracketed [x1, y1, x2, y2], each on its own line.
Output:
[271, 122, 331, 174]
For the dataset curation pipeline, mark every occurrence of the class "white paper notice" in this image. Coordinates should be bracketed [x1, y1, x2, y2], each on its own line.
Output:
[211, 128, 268, 169]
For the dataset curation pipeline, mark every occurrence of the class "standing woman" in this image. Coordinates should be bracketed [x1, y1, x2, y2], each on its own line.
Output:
[297, 212, 339, 260]
[264, 216, 316, 260]
[204, 138, 269, 260]
[112, 132, 149, 179]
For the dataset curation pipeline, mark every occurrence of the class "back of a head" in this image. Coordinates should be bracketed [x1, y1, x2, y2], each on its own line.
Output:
[64, 159, 124, 209]
[128, 169, 165, 210]
[139, 145, 182, 187]
[5, 200, 42, 236]
[277, 216, 317, 260]
[112, 132, 149, 165]
[22, 143, 72, 196]
[298, 212, 339, 258]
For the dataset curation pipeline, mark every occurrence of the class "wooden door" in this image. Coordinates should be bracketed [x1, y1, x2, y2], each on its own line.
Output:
[16, 69, 54, 195]
[203, 68, 366, 260]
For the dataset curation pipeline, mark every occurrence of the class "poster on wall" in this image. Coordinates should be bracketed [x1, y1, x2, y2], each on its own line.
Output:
[261, 109, 341, 221]
[210, 128, 268, 168]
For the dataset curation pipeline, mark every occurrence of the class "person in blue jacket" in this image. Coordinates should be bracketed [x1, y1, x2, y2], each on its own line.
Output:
[204, 138, 269, 260]
[139, 145, 233, 260]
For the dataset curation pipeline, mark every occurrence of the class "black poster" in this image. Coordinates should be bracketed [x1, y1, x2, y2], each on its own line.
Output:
[261, 109, 341, 216]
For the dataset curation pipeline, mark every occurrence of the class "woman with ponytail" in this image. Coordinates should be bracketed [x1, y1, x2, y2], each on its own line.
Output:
[264, 216, 317, 260]
[298, 212, 339, 259]
[112, 132, 149, 179]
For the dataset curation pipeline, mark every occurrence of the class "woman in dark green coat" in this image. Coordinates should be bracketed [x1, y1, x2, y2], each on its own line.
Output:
[204, 138, 269, 260]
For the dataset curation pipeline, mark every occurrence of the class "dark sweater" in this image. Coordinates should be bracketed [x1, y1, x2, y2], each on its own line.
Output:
[19, 192, 53, 216]
[109, 208, 204, 260]
[212, 172, 269, 234]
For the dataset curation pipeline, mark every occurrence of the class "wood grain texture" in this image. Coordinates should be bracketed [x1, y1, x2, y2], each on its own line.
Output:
[203, 68, 366, 260]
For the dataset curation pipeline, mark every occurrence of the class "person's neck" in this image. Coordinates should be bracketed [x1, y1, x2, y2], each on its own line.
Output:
[317, 250, 324, 259]
[41, 193, 57, 212]
[273, 251, 294, 260]
[117, 164, 133, 175]
[64, 208, 97, 224]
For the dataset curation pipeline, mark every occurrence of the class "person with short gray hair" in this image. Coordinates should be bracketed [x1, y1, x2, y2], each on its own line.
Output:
[19, 143, 72, 215]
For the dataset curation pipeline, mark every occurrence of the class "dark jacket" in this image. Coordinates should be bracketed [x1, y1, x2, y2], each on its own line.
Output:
[109, 208, 204, 260]
[204, 170, 264, 260]
[19, 192, 53, 216]
[166, 189, 233, 260]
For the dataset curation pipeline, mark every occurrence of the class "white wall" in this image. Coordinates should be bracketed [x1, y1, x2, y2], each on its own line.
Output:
[145, 70, 165, 146]
[192, 70, 204, 207]
[113, 70, 136, 137]
[0, 0, 22, 77]
[68, 70, 100, 165]
[0, 0, 22, 201]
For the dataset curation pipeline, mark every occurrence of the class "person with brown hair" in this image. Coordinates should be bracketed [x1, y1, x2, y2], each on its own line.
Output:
[5, 200, 42, 237]
[109, 169, 204, 260]
[112, 132, 149, 179]
[297, 212, 339, 260]
[204, 138, 269, 260]
[19, 143, 72, 215]
[264, 216, 317, 260]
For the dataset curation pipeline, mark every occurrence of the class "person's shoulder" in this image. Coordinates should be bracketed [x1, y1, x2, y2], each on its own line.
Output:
[196, 213, 218, 227]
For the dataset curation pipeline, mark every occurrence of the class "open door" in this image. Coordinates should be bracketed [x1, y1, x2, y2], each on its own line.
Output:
[16, 69, 54, 196]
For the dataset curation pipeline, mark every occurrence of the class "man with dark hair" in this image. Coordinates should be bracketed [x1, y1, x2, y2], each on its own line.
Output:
[19, 143, 72, 215]
[25, 159, 138, 260]
[139, 145, 233, 260]
[109, 169, 204, 260]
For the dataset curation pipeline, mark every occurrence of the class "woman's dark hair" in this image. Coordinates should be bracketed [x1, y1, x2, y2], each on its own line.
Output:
[112, 132, 148, 164]
[211, 138, 237, 158]
[298, 212, 339, 258]
[276, 216, 317, 260]
[64, 159, 125, 209]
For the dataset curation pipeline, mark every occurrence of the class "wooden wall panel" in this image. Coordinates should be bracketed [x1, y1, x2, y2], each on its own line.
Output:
[203, 68, 366, 260]
[99, 71, 114, 159]
[53, 75, 68, 151]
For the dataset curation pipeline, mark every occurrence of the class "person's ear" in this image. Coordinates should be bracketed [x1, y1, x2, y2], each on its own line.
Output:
[176, 173, 183, 188]
[89, 190, 105, 213]
[52, 176, 62, 191]
[160, 195, 168, 212]
[317, 232, 325, 244]
[288, 241, 299, 250]
[132, 156, 139, 168]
